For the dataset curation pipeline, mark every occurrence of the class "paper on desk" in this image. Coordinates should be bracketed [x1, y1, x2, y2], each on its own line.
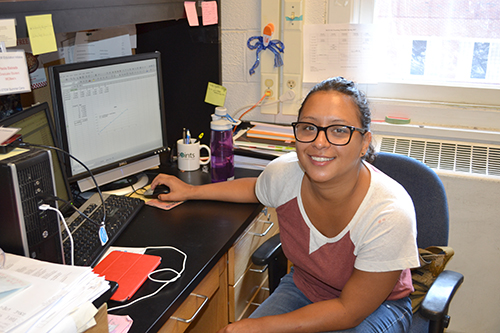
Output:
[44, 301, 97, 333]
[0, 268, 69, 332]
[100, 246, 147, 261]
[108, 314, 133, 333]
[1, 253, 109, 333]
[0, 271, 30, 303]
[19, 275, 108, 333]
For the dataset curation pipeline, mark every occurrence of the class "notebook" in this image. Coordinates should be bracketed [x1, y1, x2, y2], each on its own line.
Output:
[93, 251, 161, 302]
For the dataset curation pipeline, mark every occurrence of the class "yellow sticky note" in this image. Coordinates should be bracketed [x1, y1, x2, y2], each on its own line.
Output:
[205, 82, 227, 107]
[25, 14, 57, 55]
[0, 19, 17, 48]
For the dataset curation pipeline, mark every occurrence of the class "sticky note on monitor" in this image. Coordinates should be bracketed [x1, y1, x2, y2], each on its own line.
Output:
[205, 82, 226, 106]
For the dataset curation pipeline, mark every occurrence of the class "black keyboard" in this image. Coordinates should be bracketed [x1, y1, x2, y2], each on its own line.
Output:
[61, 193, 144, 267]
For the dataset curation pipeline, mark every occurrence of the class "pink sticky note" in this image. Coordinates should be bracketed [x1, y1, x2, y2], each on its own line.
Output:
[184, 1, 199, 26]
[202, 1, 218, 26]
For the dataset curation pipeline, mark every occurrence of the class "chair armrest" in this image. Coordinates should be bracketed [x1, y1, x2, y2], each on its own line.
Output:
[420, 270, 464, 333]
[251, 233, 287, 293]
[251, 233, 282, 266]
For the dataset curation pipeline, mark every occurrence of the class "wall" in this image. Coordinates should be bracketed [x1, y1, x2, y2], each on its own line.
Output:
[221, 0, 326, 124]
[221, 1, 499, 332]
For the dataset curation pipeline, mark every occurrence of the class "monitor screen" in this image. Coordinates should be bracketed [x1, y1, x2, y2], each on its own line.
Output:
[0, 102, 71, 205]
[49, 52, 168, 193]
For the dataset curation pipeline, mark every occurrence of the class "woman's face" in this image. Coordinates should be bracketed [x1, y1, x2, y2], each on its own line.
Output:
[295, 91, 372, 185]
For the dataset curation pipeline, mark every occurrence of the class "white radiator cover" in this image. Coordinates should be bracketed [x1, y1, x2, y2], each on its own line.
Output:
[372, 123, 500, 333]
[374, 135, 500, 178]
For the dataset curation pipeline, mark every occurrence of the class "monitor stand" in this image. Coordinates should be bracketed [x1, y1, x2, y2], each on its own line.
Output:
[99, 173, 149, 196]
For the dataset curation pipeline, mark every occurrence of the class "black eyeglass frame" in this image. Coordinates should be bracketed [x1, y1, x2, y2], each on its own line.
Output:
[291, 122, 367, 146]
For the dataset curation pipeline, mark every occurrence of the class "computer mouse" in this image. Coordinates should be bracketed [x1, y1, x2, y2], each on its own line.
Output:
[143, 184, 170, 198]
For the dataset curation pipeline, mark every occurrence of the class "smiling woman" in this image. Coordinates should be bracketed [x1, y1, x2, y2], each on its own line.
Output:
[151, 77, 420, 333]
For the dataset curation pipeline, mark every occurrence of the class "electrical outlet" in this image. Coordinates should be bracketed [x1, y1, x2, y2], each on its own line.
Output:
[282, 74, 302, 115]
[261, 74, 279, 114]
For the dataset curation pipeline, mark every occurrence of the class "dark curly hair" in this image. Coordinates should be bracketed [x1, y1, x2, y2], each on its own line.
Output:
[297, 77, 375, 163]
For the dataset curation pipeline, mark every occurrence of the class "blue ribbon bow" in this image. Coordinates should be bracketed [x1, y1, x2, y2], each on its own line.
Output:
[247, 36, 285, 76]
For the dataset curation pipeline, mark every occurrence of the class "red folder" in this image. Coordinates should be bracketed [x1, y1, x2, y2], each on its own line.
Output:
[93, 251, 161, 302]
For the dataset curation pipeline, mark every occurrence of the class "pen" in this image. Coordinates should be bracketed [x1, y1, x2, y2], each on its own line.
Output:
[195, 132, 204, 143]
[185, 129, 191, 144]
[182, 128, 186, 143]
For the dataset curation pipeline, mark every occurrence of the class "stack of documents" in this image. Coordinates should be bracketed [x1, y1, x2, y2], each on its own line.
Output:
[234, 122, 295, 170]
[245, 122, 295, 142]
[0, 253, 109, 333]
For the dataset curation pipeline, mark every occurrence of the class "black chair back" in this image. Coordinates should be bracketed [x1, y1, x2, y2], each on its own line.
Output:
[372, 152, 449, 248]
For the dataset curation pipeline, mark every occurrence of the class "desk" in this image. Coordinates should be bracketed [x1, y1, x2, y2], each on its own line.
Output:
[107, 167, 264, 332]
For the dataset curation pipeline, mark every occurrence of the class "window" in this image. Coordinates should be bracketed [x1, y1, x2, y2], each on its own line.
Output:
[374, 0, 500, 89]
[329, 0, 500, 106]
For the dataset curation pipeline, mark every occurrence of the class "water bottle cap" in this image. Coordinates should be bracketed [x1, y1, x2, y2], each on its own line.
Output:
[211, 118, 232, 131]
[214, 107, 227, 116]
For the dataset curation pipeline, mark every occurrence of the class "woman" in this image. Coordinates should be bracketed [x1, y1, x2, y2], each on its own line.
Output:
[151, 77, 420, 332]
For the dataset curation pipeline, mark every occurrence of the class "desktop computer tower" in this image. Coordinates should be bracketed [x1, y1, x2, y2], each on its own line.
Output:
[0, 148, 64, 264]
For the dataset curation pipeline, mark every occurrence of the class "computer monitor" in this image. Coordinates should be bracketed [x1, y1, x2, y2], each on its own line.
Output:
[48, 52, 168, 194]
[0, 102, 71, 206]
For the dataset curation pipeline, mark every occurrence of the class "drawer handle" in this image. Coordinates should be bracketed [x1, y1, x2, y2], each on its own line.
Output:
[250, 220, 274, 237]
[171, 293, 209, 323]
[249, 264, 268, 273]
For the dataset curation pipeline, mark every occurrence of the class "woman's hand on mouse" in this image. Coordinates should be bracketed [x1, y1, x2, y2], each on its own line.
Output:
[150, 174, 193, 202]
[150, 174, 259, 203]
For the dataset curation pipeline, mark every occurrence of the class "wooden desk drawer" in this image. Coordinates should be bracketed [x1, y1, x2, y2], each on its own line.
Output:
[159, 255, 226, 333]
[228, 207, 278, 286]
[239, 281, 270, 320]
[228, 265, 269, 322]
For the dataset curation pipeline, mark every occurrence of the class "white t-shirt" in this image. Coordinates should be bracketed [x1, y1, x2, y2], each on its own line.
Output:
[255, 152, 420, 302]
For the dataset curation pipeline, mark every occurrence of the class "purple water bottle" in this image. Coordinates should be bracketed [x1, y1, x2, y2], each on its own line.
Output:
[210, 118, 234, 183]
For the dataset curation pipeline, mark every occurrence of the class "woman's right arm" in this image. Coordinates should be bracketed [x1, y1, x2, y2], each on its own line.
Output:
[150, 174, 259, 203]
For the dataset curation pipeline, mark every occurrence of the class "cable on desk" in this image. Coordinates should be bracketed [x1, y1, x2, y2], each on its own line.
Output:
[107, 246, 187, 312]
[40, 194, 101, 227]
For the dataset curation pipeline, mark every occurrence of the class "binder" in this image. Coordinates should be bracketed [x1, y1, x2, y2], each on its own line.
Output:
[93, 251, 161, 302]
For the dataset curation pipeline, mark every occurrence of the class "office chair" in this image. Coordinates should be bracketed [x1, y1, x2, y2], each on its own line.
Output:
[252, 152, 464, 333]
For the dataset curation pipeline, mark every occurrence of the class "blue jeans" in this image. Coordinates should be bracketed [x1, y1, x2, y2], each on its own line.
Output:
[250, 269, 413, 333]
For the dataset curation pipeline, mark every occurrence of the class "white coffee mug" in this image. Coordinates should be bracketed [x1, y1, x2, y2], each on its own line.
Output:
[177, 139, 211, 171]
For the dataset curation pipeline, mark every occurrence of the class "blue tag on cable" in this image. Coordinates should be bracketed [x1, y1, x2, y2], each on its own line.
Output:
[99, 225, 109, 246]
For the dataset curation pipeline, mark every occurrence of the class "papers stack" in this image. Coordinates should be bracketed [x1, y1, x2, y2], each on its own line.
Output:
[234, 122, 295, 170]
[0, 253, 109, 333]
[245, 122, 295, 142]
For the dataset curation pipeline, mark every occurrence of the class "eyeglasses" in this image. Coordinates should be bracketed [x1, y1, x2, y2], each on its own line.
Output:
[292, 122, 367, 146]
